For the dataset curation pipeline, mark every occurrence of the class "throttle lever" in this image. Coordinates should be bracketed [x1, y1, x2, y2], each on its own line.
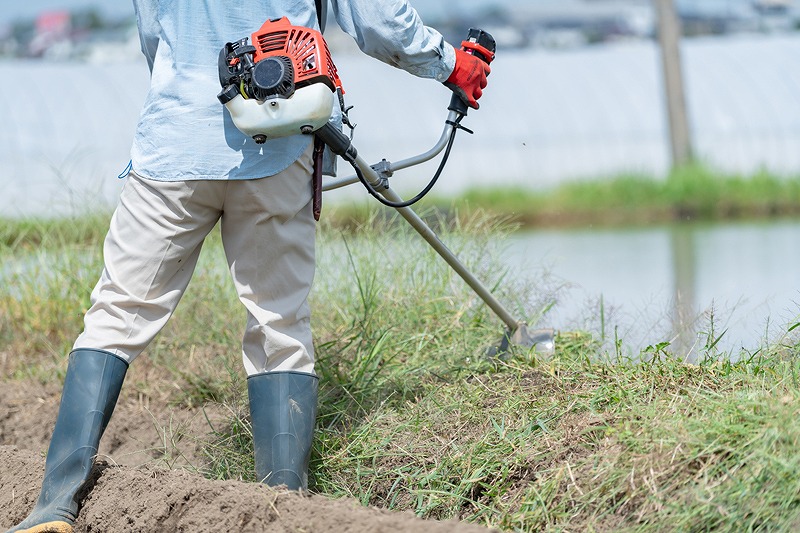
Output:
[447, 28, 496, 115]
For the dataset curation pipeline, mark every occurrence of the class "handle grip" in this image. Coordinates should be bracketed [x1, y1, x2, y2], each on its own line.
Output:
[448, 28, 497, 115]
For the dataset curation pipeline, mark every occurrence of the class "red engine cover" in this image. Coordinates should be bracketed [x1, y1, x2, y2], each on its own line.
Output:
[251, 17, 343, 93]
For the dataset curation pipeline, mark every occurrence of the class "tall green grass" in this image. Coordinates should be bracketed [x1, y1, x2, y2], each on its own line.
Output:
[328, 166, 800, 228]
[2, 209, 800, 531]
[469, 165, 800, 225]
[0, 213, 244, 387]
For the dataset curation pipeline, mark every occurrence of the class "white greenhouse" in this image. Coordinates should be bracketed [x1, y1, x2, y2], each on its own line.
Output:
[1, 34, 799, 217]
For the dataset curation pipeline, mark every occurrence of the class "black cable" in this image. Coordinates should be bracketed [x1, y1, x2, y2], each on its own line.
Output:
[351, 115, 468, 209]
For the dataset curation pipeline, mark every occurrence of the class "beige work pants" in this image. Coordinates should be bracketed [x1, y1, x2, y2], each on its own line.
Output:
[74, 149, 316, 375]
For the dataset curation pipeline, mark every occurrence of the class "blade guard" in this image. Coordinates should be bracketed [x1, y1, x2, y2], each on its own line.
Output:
[486, 324, 556, 359]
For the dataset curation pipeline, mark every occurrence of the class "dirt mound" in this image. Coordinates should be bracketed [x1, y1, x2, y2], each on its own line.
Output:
[0, 446, 493, 532]
[0, 379, 494, 532]
[0, 379, 223, 470]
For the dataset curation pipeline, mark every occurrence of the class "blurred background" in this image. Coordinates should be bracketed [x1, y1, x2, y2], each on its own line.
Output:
[1, 0, 799, 356]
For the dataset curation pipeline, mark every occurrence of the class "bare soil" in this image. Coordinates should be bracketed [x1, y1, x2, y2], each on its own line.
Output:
[0, 380, 493, 532]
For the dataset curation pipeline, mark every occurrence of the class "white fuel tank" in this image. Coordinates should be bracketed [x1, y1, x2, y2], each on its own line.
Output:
[224, 83, 334, 141]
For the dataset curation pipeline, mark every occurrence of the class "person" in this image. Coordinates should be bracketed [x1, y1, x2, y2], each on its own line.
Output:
[7, 1, 489, 531]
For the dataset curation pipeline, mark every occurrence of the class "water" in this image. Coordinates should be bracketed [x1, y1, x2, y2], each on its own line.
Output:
[503, 219, 800, 356]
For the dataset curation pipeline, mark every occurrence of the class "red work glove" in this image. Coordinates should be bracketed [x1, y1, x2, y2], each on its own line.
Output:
[444, 48, 491, 109]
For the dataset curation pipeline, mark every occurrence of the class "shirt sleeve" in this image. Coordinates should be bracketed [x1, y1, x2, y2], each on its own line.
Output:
[330, 0, 456, 82]
[132, 0, 160, 72]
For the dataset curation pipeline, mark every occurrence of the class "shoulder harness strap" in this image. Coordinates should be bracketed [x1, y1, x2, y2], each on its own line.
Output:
[315, 0, 327, 33]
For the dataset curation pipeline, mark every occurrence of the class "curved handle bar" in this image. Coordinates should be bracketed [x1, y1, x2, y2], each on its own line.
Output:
[321, 109, 462, 192]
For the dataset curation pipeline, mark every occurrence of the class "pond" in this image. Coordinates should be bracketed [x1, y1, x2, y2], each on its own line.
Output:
[503, 219, 800, 357]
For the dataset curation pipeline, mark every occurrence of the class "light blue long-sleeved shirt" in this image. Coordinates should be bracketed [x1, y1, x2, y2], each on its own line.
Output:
[130, 0, 456, 181]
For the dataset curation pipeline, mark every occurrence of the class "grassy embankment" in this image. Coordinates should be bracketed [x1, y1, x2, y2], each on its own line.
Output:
[2, 171, 800, 531]
[329, 165, 800, 228]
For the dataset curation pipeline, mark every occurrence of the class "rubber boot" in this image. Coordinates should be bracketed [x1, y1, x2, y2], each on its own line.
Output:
[8, 349, 128, 533]
[247, 371, 318, 491]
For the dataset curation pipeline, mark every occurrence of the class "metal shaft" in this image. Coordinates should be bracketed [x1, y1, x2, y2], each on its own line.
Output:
[350, 152, 519, 331]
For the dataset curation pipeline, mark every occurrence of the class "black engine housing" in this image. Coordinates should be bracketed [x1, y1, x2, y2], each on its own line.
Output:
[251, 56, 295, 100]
[217, 38, 296, 103]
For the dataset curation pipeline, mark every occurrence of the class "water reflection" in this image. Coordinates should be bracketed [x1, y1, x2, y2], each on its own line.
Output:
[671, 225, 697, 354]
[505, 220, 800, 356]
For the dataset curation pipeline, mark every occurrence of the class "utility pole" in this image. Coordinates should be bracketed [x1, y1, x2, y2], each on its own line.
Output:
[654, 0, 693, 168]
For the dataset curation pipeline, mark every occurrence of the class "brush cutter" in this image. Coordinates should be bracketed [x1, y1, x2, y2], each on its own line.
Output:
[218, 20, 554, 355]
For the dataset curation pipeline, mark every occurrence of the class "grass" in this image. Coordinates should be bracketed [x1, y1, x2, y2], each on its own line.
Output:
[2, 203, 800, 531]
[313, 347, 800, 531]
[327, 165, 800, 229]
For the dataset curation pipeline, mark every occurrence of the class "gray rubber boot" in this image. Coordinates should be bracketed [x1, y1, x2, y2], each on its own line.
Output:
[8, 349, 128, 533]
[247, 371, 319, 491]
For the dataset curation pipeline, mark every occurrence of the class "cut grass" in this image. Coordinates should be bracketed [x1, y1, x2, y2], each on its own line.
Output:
[313, 343, 800, 531]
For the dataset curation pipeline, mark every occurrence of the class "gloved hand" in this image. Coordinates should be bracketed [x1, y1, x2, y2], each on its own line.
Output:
[444, 47, 491, 109]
